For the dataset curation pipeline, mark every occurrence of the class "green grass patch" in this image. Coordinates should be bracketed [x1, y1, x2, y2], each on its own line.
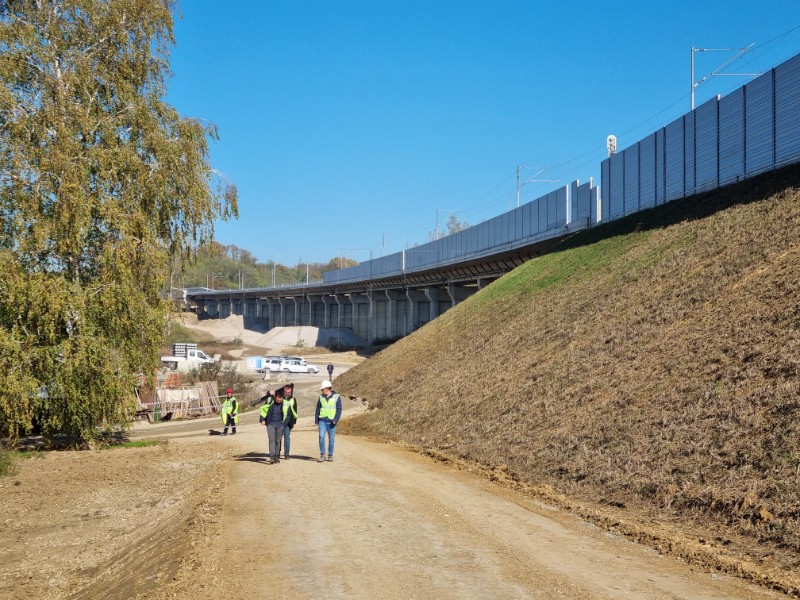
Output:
[100, 439, 163, 450]
[0, 448, 14, 477]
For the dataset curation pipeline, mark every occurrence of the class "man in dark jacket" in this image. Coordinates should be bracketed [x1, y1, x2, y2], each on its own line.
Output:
[259, 387, 290, 464]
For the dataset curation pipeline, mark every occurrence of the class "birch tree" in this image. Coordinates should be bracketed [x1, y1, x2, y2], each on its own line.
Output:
[0, 0, 238, 442]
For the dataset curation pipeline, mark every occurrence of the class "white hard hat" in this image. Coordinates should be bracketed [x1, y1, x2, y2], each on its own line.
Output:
[320, 380, 332, 389]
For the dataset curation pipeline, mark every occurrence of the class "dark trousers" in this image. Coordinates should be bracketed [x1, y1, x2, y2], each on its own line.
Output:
[267, 424, 284, 460]
[223, 415, 236, 434]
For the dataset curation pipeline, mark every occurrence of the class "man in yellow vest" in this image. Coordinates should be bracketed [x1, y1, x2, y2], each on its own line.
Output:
[221, 388, 238, 435]
[315, 380, 341, 462]
[259, 387, 291, 464]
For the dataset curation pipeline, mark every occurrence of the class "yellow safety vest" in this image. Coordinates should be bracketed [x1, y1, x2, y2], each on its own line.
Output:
[260, 399, 294, 421]
[221, 397, 238, 424]
[318, 393, 339, 421]
[285, 396, 298, 420]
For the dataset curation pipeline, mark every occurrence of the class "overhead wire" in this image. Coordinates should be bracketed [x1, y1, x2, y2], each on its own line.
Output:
[385, 24, 800, 252]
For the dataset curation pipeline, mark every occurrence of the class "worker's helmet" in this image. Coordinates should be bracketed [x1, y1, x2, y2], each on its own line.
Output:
[226, 388, 233, 394]
[320, 380, 332, 390]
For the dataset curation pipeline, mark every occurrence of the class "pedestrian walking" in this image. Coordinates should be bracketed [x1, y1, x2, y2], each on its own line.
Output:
[221, 388, 238, 435]
[259, 387, 290, 463]
[327, 362, 334, 379]
[315, 379, 342, 462]
[282, 382, 298, 460]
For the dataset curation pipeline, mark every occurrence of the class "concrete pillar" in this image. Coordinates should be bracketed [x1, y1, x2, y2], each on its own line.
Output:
[335, 293, 352, 329]
[349, 292, 369, 341]
[367, 290, 380, 342]
[448, 282, 477, 307]
[322, 295, 335, 327]
[425, 286, 441, 319]
[278, 297, 289, 326]
[406, 288, 426, 333]
[385, 289, 406, 339]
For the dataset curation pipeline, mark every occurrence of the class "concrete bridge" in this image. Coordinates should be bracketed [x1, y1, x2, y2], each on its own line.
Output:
[187, 203, 594, 345]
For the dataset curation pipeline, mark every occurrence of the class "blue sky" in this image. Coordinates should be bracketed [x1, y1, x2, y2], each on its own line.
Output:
[166, 1, 800, 266]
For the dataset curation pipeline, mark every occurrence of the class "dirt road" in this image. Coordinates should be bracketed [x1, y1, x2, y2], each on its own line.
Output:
[0, 384, 791, 600]
[130, 405, 789, 600]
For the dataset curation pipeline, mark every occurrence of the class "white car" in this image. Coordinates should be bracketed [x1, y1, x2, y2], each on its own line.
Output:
[279, 359, 319, 374]
[265, 358, 285, 372]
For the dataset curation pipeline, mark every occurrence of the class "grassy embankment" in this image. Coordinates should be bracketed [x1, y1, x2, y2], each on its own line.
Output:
[337, 164, 800, 592]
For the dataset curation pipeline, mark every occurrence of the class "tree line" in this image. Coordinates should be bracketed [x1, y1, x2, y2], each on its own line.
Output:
[175, 242, 358, 291]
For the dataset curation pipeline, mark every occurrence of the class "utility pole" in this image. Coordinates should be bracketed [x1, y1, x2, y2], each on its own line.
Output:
[516, 165, 559, 208]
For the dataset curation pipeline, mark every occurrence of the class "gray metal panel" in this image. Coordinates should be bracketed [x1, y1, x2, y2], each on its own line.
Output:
[574, 181, 591, 222]
[624, 144, 639, 215]
[684, 111, 696, 196]
[547, 191, 559, 229]
[775, 52, 800, 166]
[570, 180, 579, 224]
[500, 212, 510, 245]
[468, 221, 478, 254]
[664, 117, 685, 201]
[530, 197, 540, 234]
[655, 128, 666, 205]
[590, 186, 600, 225]
[719, 87, 745, 185]
[514, 206, 524, 240]
[745, 69, 775, 176]
[695, 97, 719, 193]
[639, 133, 656, 209]
[556, 187, 568, 227]
[609, 152, 625, 220]
[492, 214, 502, 248]
[538, 193, 548, 233]
[522, 202, 532, 238]
[600, 159, 610, 222]
[478, 219, 489, 250]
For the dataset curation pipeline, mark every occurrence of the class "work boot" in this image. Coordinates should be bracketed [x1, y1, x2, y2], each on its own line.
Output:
[318, 455, 325, 463]
[327, 456, 334, 462]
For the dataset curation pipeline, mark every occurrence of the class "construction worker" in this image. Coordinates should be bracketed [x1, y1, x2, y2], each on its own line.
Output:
[259, 387, 291, 464]
[282, 383, 298, 460]
[221, 388, 238, 435]
[315, 380, 342, 462]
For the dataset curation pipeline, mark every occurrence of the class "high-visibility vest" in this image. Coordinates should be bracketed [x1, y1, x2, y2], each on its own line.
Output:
[221, 397, 238, 424]
[260, 399, 293, 422]
[285, 396, 298, 420]
[318, 393, 339, 420]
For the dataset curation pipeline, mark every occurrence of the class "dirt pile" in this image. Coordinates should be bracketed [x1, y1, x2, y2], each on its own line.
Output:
[336, 165, 800, 594]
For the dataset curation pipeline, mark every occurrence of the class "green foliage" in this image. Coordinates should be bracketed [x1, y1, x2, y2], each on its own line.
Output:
[0, 448, 14, 477]
[0, 1, 237, 443]
[178, 245, 361, 289]
[100, 439, 162, 450]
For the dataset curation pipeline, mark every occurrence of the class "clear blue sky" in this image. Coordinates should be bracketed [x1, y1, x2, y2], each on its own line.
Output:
[166, 1, 800, 266]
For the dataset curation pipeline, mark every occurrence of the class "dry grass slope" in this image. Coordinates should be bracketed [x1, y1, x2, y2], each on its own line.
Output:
[337, 164, 800, 594]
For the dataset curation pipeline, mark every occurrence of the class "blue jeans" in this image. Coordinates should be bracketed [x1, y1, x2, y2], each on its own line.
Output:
[318, 420, 336, 456]
[283, 426, 292, 457]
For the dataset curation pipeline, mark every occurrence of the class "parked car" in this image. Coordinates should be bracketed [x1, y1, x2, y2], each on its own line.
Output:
[280, 359, 319, 374]
[265, 358, 285, 372]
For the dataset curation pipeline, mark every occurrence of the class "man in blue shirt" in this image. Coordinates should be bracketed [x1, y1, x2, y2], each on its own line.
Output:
[315, 380, 342, 462]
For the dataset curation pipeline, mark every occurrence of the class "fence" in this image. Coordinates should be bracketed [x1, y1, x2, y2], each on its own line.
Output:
[602, 52, 800, 219]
